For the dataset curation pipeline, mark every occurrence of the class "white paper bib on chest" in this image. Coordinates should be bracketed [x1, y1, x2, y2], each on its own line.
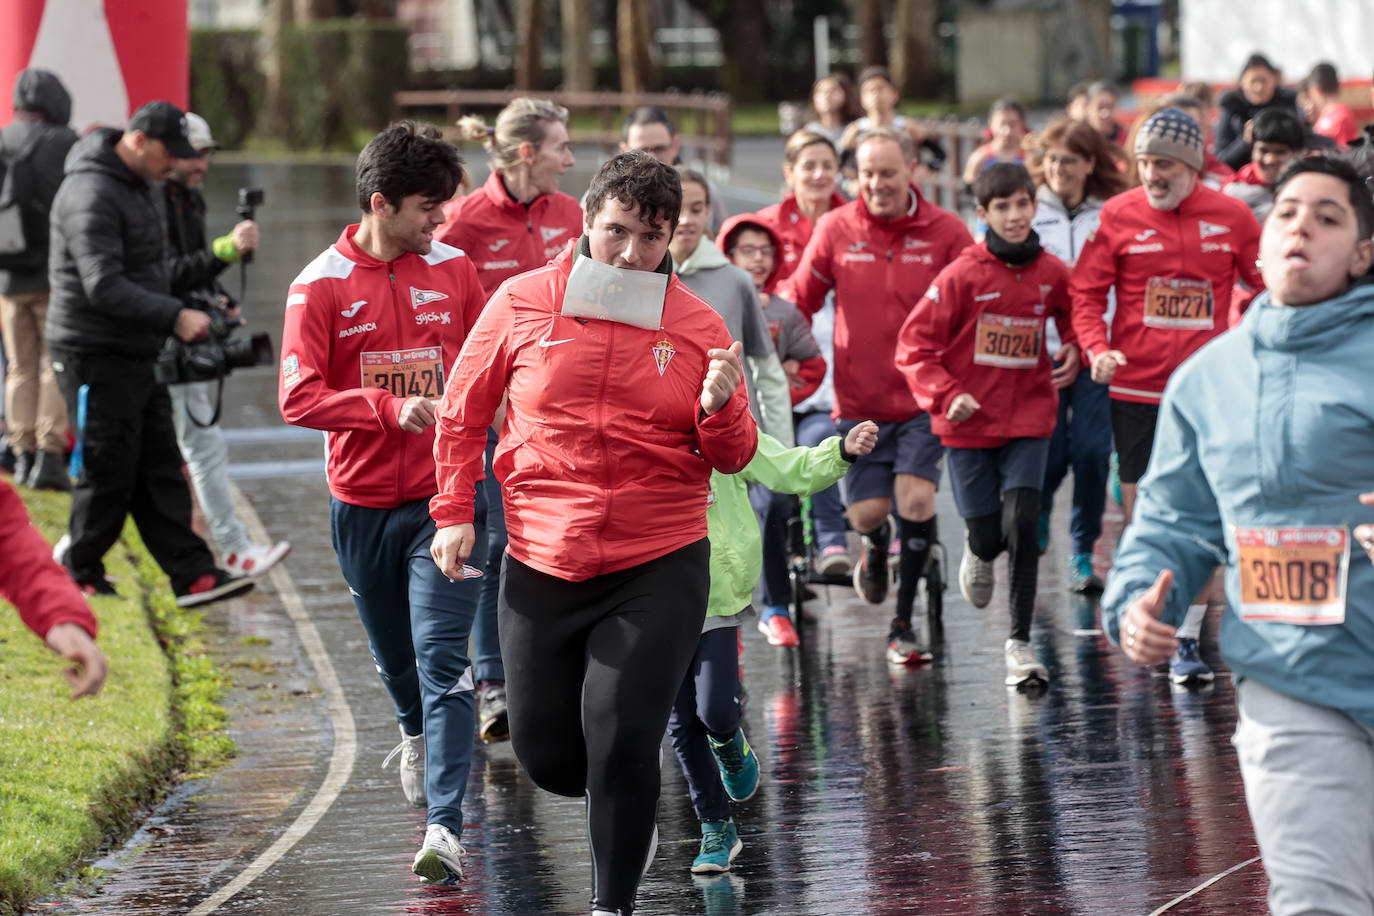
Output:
[561, 256, 669, 330]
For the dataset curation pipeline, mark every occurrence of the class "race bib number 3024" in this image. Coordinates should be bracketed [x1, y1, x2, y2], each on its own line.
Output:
[1143, 276, 1214, 330]
[360, 348, 445, 399]
[1234, 525, 1349, 625]
[972, 313, 1042, 369]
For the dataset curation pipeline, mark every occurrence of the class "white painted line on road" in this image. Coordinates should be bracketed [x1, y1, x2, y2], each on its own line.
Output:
[187, 487, 358, 916]
[1145, 855, 1262, 915]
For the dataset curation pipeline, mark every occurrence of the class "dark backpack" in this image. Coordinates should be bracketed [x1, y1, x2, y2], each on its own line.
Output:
[0, 126, 51, 271]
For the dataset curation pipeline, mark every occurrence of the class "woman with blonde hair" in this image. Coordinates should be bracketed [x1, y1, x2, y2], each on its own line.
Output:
[755, 129, 846, 284]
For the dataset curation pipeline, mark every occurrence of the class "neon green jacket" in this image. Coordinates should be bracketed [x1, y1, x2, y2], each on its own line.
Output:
[706, 432, 851, 621]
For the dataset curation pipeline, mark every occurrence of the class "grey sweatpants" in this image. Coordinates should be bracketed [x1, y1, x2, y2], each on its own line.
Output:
[1233, 677, 1374, 916]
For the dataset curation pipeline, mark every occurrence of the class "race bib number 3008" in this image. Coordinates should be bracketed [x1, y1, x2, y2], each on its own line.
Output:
[360, 348, 445, 399]
[1143, 276, 1214, 330]
[1234, 525, 1349, 625]
[973, 313, 1042, 369]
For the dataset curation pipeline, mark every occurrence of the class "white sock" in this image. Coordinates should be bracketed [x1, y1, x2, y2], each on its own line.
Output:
[1176, 604, 1208, 640]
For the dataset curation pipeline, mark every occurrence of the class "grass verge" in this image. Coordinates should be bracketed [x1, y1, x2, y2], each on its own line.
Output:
[0, 489, 234, 915]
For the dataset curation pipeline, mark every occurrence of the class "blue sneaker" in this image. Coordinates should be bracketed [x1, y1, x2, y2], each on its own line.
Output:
[707, 728, 760, 802]
[690, 819, 742, 874]
[1037, 510, 1051, 555]
[1108, 452, 1122, 506]
[1067, 553, 1104, 594]
[1171, 638, 1214, 685]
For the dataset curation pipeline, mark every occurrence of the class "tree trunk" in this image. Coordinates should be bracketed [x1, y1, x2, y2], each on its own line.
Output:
[858, 0, 887, 71]
[616, 0, 655, 95]
[293, 0, 336, 20]
[683, 0, 771, 102]
[561, 0, 594, 92]
[890, 0, 938, 96]
[263, 0, 294, 140]
[515, 0, 544, 90]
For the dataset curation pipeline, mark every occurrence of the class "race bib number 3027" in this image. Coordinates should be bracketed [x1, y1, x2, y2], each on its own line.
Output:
[1234, 525, 1349, 625]
[360, 348, 445, 399]
[1143, 276, 1214, 330]
[972, 313, 1042, 369]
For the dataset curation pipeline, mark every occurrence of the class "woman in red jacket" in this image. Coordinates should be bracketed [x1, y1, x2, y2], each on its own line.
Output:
[430, 152, 757, 916]
[755, 129, 848, 285]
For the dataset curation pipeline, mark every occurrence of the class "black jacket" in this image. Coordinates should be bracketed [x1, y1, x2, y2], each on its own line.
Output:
[165, 180, 230, 301]
[1214, 86, 1302, 170]
[0, 69, 77, 295]
[46, 128, 183, 359]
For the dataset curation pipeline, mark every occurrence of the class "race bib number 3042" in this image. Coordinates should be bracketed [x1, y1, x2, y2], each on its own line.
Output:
[1143, 276, 1214, 330]
[360, 348, 445, 399]
[972, 313, 1042, 369]
[1234, 525, 1349, 625]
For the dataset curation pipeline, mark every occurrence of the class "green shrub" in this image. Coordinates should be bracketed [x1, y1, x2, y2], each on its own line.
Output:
[189, 28, 264, 149]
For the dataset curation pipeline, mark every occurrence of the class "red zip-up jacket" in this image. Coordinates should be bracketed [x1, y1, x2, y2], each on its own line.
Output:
[0, 479, 97, 640]
[435, 171, 583, 297]
[897, 242, 1074, 447]
[1069, 183, 1262, 404]
[431, 243, 759, 582]
[278, 225, 486, 508]
[755, 192, 849, 286]
[784, 187, 973, 422]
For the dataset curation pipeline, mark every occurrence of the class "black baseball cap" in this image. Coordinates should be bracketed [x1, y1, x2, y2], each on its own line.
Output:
[128, 101, 198, 158]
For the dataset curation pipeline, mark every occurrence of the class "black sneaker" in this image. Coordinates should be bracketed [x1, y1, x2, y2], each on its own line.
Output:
[851, 521, 891, 604]
[175, 570, 255, 608]
[28, 450, 71, 492]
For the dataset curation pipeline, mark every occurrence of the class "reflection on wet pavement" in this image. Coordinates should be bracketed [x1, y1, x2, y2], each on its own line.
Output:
[39, 161, 1266, 916]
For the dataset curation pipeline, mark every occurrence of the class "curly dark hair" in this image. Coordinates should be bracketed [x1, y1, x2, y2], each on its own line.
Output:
[355, 120, 466, 212]
[1275, 154, 1374, 240]
[584, 151, 682, 232]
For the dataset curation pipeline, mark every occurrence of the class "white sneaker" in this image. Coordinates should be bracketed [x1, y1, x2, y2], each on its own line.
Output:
[52, 532, 71, 567]
[1004, 638, 1049, 687]
[382, 725, 426, 807]
[223, 540, 292, 578]
[412, 822, 464, 884]
[959, 535, 995, 609]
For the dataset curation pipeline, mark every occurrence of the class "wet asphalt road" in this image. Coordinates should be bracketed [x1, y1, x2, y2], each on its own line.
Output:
[37, 155, 1268, 915]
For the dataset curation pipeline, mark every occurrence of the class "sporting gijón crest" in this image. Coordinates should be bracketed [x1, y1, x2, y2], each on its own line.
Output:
[652, 337, 676, 376]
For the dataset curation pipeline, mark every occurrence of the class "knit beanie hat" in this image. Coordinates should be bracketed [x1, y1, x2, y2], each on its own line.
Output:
[1134, 107, 1205, 171]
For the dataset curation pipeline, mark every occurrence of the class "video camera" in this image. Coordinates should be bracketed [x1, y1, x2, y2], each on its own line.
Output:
[154, 289, 274, 386]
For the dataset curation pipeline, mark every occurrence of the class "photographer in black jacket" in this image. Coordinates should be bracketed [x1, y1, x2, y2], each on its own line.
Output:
[163, 112, 289, 579]
[46, 100, 251, 608]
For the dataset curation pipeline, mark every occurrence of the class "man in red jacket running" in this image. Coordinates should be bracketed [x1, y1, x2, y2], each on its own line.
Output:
[278, 122, 488, 885]
[786, 126, 972, 664]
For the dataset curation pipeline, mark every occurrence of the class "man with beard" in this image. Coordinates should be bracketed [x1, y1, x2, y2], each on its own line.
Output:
[1070, 107, 1262, 684]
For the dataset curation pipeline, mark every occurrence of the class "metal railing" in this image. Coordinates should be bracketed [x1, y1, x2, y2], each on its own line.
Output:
[392, 88, 734, 170]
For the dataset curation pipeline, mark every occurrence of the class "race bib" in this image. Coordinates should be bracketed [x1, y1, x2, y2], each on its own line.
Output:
[561, 255, 667, 330]
[360, 347, 445, 399]
[1234, 525, 1349, 625]
[1143, 277, 1214, 330]
[973, 313, 1042, 369]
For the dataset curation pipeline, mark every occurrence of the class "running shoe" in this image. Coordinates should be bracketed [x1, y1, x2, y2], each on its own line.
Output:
[412, 822, 464, 884]
[886, 617, 932, 665]
[224, 541, 292, 578]
[958, 535, 994, 609]
[1170, 638, 1214, 685]
[757, 611, 799, 648]
[382, 725, 426, 807]
[52, 532, 71, 568]
[1067, 553, 1104, 594]
[1037, 510, 1051, 555]
[690, 819, 743, 874]
[815, 544, 852, 577]
[707, 728, 760, 802]
[1004, 638, 1049, 687]
[852, 521, 891, 604]
[478, 680, 510, 743]
[174, 569, 255, 608]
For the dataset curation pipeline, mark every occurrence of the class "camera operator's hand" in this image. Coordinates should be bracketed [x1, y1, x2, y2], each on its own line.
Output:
[174, 308, 212, 343]
[397, 397, 438, 433]
[232, 220, 260, 255]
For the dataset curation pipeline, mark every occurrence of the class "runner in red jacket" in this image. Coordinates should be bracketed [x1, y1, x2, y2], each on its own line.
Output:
[435, 97, 582, 297]
[0, 478, 106, 698]
[1069, 107, 1262, 527]
[898, 163, 1076, 686]
[755, 128, 848, 286]
[430, 152, 756, 916]
[784, 126, 972, 664]
[277, 122, 487, 886]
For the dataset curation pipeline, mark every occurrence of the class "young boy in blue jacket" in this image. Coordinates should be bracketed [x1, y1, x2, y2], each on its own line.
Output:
[1104, 155, 1374, 916]
[668, 420, 877, 874]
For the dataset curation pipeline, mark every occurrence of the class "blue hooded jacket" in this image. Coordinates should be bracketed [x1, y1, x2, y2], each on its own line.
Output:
[1102, 280, 1374, 727]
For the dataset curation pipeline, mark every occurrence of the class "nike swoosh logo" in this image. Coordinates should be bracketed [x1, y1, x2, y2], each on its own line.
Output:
[538, 337, 575, 348]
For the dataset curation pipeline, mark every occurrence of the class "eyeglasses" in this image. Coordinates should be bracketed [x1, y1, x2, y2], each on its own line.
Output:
[732, 245, 775, 258]
[636, 143, 675, 157]
[1044, 153, 1084, 166]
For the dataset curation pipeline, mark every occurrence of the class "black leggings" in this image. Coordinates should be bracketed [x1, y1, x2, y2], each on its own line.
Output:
[498, 540, 710, 915]
[966, 487, 1040, 642]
